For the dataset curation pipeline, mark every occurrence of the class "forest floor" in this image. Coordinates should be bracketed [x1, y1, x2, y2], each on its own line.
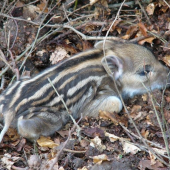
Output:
[0, 0, 170, 169]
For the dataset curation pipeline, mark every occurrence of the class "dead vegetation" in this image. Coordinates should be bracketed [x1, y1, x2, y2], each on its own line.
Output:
[0, 0, 170, 169]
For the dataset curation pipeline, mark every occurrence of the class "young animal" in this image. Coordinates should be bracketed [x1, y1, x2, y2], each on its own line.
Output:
[0, 40, 169, 142]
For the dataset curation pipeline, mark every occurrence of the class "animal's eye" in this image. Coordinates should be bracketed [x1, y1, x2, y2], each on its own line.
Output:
[137, 65, 152, 76]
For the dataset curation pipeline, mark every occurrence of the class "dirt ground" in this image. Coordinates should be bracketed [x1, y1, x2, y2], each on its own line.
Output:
[0, 0, 170, 169]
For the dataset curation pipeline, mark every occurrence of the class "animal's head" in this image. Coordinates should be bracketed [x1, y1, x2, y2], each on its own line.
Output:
[95, 40, 170, 97]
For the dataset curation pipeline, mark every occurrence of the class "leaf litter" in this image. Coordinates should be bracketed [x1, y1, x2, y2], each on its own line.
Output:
[0, 0, 170, 169]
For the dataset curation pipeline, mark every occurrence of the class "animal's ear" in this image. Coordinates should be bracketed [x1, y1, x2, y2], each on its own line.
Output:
[101, 55, 123, 80]
[94, 40, 115, 49]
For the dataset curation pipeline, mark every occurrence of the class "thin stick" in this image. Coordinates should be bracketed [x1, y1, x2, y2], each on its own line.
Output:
[137, 0, 151, 25]
[1, 0, 8, 13]
[63, 24, 125, 41]
[0, 49, 13, 71]
[163, 0, 170, 8]
[47, 78, 81, 132]
[142, 82, 170, 163]
[102, 0, 126, 74]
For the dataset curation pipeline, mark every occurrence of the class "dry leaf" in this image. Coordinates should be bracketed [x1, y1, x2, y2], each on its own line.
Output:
[57, 130, 69, 138]
[28, 155, 41, 169]
[153, 148, 167, 155]
[116, 27, 122, 34]
[85, 25, 95, 32]
[121, 141, 141, 154]
[138, 22, 148, 37]
[80, 139, 90, 148]
[146, 3, 155, 15]
[91, 154, 109, 164]
[23, 5, 40, 20]
[82, 41, 93, 51]
[162, 55, 170, 66]
[121, 34, 130, 40]
[139, 160, 164, 170]
[16, 138, 26, 152]
[16, 1, 24, 7]
[142, 94, 148, 101]
[93, 0, 110, 19]
[90, 136, 106, 152]
[122, 25, 138, 40]
[99, 110, 128, 127]
[50, 47, 70, 64]
[6, 127, 20, 141]
[83, 127, 105, 138]
[105, 132, 120, 142]
[90, 0, 99, 5]
[37, 0, 48, 13]
[1, 153, 20, 170]
[21, 70, 31, 79]
[37, 136, 59, 148]
[138, 37, 155, 45]
[78, 166, 88, 170]
[130, 111, 147, 121]
[149, 150, 157, 165]
[59, 167, 64, 170]
[52, 16, 62, 23]
[40, 157, 60, 170]
[131, 105, 142, 113]
[141, 128, 149, 139]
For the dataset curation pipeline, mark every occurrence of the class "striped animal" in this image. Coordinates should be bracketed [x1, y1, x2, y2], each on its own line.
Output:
[0, 40, 169, 142]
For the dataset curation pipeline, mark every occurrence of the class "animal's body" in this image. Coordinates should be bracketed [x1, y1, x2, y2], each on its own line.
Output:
[0, 40, 169, 142]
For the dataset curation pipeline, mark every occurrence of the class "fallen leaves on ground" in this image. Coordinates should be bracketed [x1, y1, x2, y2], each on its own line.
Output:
[0, 0, 170, 169]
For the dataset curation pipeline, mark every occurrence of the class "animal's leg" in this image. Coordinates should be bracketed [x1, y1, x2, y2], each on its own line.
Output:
[17, 108, 70, 140]
[81, 95, 122, 117]
[0, 110, 14, 143]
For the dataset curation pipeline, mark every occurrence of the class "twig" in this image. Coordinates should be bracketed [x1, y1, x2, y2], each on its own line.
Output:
[0, 49, 13, 71]
[147, 31, 167, 43]
[49, 131, 71, 170]
[102, 0, 126, 77]
[48, 116, 82, 170]
[21, 0, 40, 7]
[163, 0, 170, 8]
[0, 12, 62, 28]
[67, 4, 90, 19]
[0, 72, 5, 90]
[9, 10, 57, 84]
[37, 0, 50, 20]
[10, 19, 18, 50]
[62, 148, 86, 153]
[63, 24, 125, 41]
[0, 25, 61, 79]
[47, 78, 69, 113]
[70, 14, 96, 23]
[121, 124, 167, 150]
[8, 50, 20, 81]
[160, 72, 170, 161]
[1, 0, 8, 13]
[129, 35, 146, 42]
[106, 70, 169, 166]
[136, 0, 151, 25]
[63, 3, 70, 23]
[109, 1, 135, 8]
[47, 78, 81, 133]
[103, 0, 126, 55]
[99, 0, 169, 165]
[4, 0, 19, 15]
[142, 82, 170, 163]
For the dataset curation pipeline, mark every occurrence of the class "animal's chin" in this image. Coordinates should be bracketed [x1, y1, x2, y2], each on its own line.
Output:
[121, 88, 150, 99]
[121, 84, 166, 99]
